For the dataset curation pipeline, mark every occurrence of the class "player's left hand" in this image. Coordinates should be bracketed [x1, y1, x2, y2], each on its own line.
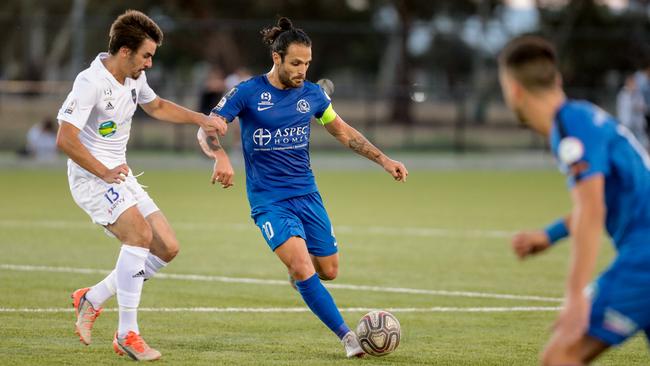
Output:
[383, 159, 408, 182]
[552, 294, 590, 345]
[211, 156, 234, 189]
[199, 114, 228, 137]
[511, 230, 551, 259]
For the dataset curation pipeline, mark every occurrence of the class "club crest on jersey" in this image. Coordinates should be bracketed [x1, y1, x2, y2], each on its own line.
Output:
[98, 120, 117, 138]
[257, 91, 274, 111]
[131, 89, 137, 104]
[296, 99, 310, 113]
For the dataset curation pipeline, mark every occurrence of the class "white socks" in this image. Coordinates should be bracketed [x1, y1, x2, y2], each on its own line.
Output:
[144, 253, 168, 280]
[83, 245, 169, 337]
[115, 244, 149, 337]
[85, 269, 116, 308]
[85, 253, 168, 309]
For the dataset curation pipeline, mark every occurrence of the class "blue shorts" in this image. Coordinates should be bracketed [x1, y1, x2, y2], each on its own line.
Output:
[588, 245, 650, 346]
[251, 192, 338, 257]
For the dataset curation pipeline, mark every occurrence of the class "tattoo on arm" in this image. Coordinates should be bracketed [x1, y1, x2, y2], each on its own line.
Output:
[348, 131, 383, 164]
[205, 135, 222, 152]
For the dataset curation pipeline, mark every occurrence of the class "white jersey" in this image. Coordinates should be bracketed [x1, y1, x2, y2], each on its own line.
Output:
[57, 53, 157, 168]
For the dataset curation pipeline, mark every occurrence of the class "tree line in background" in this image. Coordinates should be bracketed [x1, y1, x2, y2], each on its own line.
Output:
[2, 0, 650, 123]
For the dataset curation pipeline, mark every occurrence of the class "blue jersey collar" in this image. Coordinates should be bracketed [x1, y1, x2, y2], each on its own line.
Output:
[263, 73, 304, 93]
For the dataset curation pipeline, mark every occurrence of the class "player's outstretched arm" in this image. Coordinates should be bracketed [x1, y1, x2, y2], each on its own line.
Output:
[554, 175, 605, 345]
[196, 121, 234, 189]
[324, 116, 408, 182]
[511, 230, 552, 259]
[141, 97, 227, 136]
[56, 121, 129, 184]
[511, 215, 571, 259]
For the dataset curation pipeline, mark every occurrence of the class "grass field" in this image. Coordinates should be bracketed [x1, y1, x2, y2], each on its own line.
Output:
[0, 161, 648, 365]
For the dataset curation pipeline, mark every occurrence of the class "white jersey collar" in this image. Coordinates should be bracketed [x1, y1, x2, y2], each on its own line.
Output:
[91, 52, 133, 88]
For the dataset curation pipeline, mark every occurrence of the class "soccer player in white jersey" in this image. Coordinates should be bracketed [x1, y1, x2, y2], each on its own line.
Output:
[56, 10, 227, 361]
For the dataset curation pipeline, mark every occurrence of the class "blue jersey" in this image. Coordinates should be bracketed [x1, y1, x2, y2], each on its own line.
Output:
[212, 75, 332, 210]
[550, 100, 650, 249]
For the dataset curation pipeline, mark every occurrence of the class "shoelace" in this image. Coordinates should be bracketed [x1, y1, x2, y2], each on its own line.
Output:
[125, 332, 147, 353]
[344, 335, 353, 346]
[81, 307, 101, 326]
[132, 171, 148, 188]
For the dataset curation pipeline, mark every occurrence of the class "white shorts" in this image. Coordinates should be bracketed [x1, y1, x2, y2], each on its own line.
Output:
[67, 160, 159, 226]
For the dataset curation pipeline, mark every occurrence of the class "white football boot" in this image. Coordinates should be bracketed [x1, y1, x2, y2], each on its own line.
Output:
[341, 331, 365, 358]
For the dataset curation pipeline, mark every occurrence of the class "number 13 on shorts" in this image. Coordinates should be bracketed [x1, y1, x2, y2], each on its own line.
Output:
[104, 187, 120, 204]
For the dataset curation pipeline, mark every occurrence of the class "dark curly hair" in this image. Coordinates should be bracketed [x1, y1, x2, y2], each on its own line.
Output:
[260, 17, 311, 61]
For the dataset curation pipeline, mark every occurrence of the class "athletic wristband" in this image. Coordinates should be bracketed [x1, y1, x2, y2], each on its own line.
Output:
[543, 218, 569, 245]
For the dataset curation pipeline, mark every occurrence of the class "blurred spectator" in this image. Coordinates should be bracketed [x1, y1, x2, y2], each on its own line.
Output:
[634, 63, 650, 138]
[198, 66, 226, 116]
[18, 117, 59, 160]
[223, 67, 251, 155]
[225, 67, 252, 91]
[617, 74, 649, 150]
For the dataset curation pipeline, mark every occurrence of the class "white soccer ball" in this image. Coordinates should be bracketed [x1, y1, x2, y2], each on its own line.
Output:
[356, 310, 401, 356]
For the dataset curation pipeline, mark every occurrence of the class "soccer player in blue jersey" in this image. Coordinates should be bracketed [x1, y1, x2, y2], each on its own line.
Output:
[499, 35, 650, 365]
[197, 17, 408, 357]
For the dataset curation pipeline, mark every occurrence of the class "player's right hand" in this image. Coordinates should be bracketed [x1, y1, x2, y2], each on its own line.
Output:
[200, 114, 227, 137]
[211, 157, 234, 189]
[511, 230, 551, 259]
[551, 293, 590, 346]
[383, 159, 409, 182]
[101, 164, 130, 184]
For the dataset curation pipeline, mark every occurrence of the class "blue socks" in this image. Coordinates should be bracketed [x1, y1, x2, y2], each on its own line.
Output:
[295, 274, 350, 339]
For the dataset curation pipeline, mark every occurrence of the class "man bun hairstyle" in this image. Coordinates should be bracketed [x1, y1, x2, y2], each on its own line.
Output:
[498, 35, 559, 91]
[260, 17, 311, 60]
[108, 10, 163, 55]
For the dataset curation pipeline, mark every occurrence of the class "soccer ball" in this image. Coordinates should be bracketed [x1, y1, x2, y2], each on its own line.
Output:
[356, 310, 401, 356]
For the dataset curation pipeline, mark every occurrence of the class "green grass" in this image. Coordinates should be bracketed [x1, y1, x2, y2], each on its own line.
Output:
[0, 167, 647, 365]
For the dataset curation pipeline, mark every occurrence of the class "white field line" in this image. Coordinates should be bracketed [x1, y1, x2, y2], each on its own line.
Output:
[0, 306, 562, 314]
[0, 219, 513, 239]
[0, 264, 563, 303]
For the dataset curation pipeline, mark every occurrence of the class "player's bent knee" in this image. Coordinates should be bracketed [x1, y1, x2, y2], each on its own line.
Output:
[288, 259, 314, 281]
[168, 243, 179, 260]
[318, 266, 338, 281]
[161, 241, 179, 262]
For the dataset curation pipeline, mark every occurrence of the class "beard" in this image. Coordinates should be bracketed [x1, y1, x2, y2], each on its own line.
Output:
[127, 56, 145, 79]
[278, 67, 303, 88]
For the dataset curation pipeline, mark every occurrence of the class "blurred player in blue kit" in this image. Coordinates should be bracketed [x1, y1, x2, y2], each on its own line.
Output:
[197, 17, 408, 358]
[499, 36, 650, 365]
